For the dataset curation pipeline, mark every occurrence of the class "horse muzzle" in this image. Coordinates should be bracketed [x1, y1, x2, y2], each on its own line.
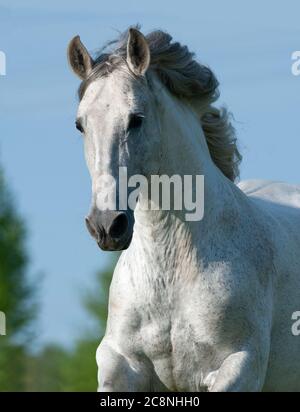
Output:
[85, 209, 134, 251]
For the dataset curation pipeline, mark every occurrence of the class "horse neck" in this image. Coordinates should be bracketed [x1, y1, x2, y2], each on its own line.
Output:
[133, 81, 240, 269]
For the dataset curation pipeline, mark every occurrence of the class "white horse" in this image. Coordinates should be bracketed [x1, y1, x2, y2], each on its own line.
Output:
[68, 28, 300, 392]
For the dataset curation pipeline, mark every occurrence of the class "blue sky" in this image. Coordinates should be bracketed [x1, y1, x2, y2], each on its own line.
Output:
[0, 0, 299, 348]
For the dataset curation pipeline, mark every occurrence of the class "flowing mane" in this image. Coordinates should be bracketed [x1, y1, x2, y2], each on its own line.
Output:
[78, 27, 242, 181]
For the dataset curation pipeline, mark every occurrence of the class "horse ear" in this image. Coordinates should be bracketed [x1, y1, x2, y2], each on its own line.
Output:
[67, 36, 93, 79]
[126, 28, 150, 76]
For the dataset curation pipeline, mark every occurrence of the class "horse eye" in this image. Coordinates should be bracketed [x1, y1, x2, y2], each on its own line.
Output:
[75, 119, 84, 133]
[127, 114, 144, 132]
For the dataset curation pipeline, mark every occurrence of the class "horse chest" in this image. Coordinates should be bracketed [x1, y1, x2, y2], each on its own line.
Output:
[117, 254, 246, 390]
[137, 306, 215, 391]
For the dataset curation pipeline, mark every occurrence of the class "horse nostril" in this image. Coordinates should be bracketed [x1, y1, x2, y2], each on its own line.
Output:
[108, 213, 129, 239]
[85, 216, 98, 239]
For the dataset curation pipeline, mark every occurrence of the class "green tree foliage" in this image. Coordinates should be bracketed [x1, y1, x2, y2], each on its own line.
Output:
[24, 345, 68, 392]
[0, 163, 115, 392]
[28, 263, 115, 392]
[59, 265, 114, 392]
[0, 168, 36, 391]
